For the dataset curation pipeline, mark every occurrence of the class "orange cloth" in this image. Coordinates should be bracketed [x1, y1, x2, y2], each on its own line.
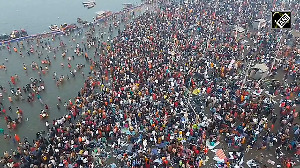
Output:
[15, 134, 20, 142]
[241, 95, 245, 102]
[241, 137, 246, 144]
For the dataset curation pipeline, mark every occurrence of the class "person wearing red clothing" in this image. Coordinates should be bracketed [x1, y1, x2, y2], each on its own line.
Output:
[204, 146, 208, 155]
[13, 162, 20, 168]
[145, 158, 150, 168]
[174, 101, 179, 107]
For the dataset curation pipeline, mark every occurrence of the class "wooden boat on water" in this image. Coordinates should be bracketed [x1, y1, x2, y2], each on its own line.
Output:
[49, 23, 77, 32]
[96, 11, 113, 20]
[0, 34, 10, 41]
[20, 29, 28, 37]
[83, 0, 96, 9]
[49, 24, 60, 31]
[123, 3, 134, 11]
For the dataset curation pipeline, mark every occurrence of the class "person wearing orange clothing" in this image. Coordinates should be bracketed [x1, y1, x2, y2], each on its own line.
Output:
[14, 134, 20, 142]
[10, 76, 16, 85]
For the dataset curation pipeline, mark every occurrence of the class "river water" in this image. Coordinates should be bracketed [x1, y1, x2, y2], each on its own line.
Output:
[0, 0, 140, 34]
[0, 0, 141, 154]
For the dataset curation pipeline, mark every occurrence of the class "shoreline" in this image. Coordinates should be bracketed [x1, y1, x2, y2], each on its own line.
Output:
[0, 3, 145, 46]
[0, 0, 154, 159]
[0, 0, 298, 167]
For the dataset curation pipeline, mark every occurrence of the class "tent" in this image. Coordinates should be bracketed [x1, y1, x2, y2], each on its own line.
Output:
[213, 149, 227, 163]
[253, 63, 269, 72]
[234, 25, 245, 33]
[249, 63, 269, 80]
[215, 149, 227, 160]
[233, 26, 245, 39]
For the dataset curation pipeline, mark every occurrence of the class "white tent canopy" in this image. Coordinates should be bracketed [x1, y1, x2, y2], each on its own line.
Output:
[234, 25, 245, 33]
[253, 63, 269, 72]
[249, 63, 269, 80]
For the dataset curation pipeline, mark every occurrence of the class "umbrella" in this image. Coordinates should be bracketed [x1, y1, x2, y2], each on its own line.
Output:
[154, 158, 162, 164]
[168, 78, 174, 82]
[151, 148, 158, 155]
[215, 149, 227, 160]
[192, 88, 200, 95]
[157, 142, 167, 149]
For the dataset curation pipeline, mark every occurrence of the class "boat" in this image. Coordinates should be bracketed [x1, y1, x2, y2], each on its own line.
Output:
[82, 0, 95, 4]
[10, 30, 20, 39]
[0, 34, 10, 41]
[123, 3, 134, 11]
[48, 23, 77, 32]
[96, 11, 113, 20]
[87, 3, 95, 9]
[49, 24, 60, 31]
[20, 29, 28, 37]
[61, 24, 77, 32]
[77, 18, 83, 24]
[82, 0, 96, 9]
[78, 19, 88, 26]
[60, 23, 68, 30]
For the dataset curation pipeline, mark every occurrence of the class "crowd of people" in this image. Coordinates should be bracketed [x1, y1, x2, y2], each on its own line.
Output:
[0, 0, 299, 167]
